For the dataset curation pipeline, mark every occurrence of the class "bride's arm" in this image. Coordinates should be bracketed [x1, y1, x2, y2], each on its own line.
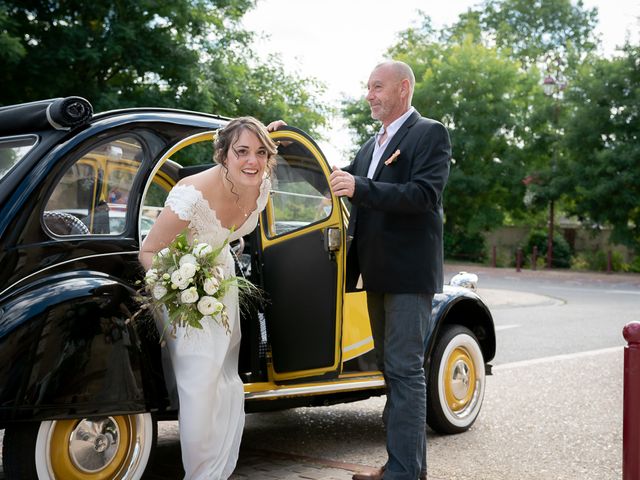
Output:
[139, 207, 189, 270]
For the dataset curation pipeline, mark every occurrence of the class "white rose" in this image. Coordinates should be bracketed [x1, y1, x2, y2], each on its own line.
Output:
[145, 268, 158, 285]
[193, 243, 213, 257]
[179, 262, 197, 279]
[203, 276, 220, 296]
[158, 247, 170, 258]
[197, 296, 223, 316]
[152, 283, 167, 300]
[213, 265, 225, 281]
[179, 253, 198, 266]
[180, 287, 199, 304]
[170, 270, 190, 290]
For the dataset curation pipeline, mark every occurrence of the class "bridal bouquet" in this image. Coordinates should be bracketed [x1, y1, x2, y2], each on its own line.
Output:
[139, 230, 251, 341]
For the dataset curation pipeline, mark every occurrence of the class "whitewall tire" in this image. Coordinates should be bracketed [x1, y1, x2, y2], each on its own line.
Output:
[427, 325, 486, 434]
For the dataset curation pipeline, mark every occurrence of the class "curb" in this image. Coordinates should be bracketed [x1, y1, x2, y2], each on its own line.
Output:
[444, 263, 640, 286]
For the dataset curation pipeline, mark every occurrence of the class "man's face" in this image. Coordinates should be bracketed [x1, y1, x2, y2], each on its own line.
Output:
[366, 65, 405, 125]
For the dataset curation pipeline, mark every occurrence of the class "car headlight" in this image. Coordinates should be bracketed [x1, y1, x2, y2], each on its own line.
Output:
[450, 271, 479, 290]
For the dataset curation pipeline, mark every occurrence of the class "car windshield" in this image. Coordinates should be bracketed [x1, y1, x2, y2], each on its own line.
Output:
[0, 135, 38, 182]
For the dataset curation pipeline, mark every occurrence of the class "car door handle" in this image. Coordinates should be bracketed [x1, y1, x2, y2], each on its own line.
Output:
[324, 227, 341, 252]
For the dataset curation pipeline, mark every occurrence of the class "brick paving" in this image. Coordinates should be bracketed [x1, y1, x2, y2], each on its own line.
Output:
[1, 424, 443, 479]
[1, 430, 360, 479]
[142, 421, 449, 480]
[231, 450, 360, 479]
[0, 423, 362, 479]
[140, 421, 362, 479]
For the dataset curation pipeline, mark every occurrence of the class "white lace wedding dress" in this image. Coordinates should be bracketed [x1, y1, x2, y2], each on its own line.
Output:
[159, 177, 270, 480]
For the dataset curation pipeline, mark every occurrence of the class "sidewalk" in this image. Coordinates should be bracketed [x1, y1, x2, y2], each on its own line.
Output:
[444, 262, 640, 286]
[142, 423, 446, 480]
[445, 262, 640, 309]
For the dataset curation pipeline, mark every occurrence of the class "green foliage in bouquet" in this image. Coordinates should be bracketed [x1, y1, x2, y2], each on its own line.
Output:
[138, 229, 257, 342]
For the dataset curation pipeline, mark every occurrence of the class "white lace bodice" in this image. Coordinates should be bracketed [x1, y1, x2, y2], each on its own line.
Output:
[164, 176, 271, 252]
[157, 175, 270, 354]
[156, 176, 270, 479]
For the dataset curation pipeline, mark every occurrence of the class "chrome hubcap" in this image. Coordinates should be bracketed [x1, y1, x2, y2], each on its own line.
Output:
[451, 359, 471, 400]
[69, 417, 120, 473]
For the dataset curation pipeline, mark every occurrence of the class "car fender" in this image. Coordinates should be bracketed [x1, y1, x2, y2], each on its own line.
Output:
[429, 287, 496, 367]
[0, 271, 167, 425]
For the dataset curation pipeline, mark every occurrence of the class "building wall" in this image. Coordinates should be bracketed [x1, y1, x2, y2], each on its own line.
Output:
[483, 226, 632, 263]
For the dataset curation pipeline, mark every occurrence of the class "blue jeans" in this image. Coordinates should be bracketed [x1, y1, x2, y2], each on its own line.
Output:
[367, 292, 434, 480]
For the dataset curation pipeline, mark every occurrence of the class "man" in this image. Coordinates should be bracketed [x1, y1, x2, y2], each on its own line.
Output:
[330, 60, 451, 480]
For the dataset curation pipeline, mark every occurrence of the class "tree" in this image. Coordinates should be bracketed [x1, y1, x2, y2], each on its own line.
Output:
[2, 1, 237, 108]
[342, 1, 608, 261]
[203, 52, 329, 135]
[0, 4, 25, 65]
[562, 44, 640, 253]
[456, 0, 601, 229]
[0, 1, 327, 135]
[343, 18, 543, 260]
[410, 37, 543, 259]
[472, 0, 598, 68]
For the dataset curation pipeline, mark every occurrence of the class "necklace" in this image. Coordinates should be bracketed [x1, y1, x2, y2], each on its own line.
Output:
[235, 201, 252, 218]
[219, 167, 255, 219]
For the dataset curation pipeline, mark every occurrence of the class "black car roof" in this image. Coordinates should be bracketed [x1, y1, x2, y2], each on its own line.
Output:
[0, 97, 229, 137]
[0, 97, 93, 136]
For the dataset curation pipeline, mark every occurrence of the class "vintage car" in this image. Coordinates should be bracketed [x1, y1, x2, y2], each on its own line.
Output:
[0, 97, 496, 479]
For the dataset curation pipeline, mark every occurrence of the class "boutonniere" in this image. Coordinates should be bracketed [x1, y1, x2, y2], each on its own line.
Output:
[384, 149, 401, 166]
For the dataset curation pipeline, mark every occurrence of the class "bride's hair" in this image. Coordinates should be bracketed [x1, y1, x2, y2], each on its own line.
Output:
[213, 116, 278, 213]
[214, 116, 278, 174]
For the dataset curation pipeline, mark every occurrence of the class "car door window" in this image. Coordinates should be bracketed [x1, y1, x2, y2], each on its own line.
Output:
[141, 180, 169, 236]
[0, 135, 37, 182]
[268, 139, 332, 237]
[43, 137, 143, 236]
[140, 136, 214, 237]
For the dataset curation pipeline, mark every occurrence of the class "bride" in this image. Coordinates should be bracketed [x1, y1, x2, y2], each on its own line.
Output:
[139, 117, 277, 479]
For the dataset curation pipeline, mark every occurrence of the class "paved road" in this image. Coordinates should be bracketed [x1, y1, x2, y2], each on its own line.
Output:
[1, 265, 638, 479]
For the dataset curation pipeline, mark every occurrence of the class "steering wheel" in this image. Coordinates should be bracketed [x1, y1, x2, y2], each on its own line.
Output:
[43, 211, 91, 235]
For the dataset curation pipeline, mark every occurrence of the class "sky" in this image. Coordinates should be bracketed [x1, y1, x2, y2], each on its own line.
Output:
[242, 0, 640, 165]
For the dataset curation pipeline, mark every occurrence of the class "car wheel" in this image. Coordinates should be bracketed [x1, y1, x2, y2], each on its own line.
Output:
[426, 324, 485, 434]
[2, 413, 156, 480]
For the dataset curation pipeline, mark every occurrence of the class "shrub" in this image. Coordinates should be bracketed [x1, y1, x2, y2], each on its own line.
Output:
[444, 230, 487, 263]
[570, 253, 590, 271]
[523, 230, 572, 268]
[572, 250, 629, 272]
[628, 255, 640, 273]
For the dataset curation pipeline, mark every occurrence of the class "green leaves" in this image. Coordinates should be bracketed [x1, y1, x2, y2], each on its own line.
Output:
[478, 0, 599, 67]
[341, 0, 640, 258]
[562, 45, 640, 252]
[144, 228, 238, 338]
[348, 31, 541, 240]
[0, 0, 327, 136]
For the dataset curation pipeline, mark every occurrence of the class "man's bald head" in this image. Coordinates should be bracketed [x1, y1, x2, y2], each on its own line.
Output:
[374, 60, 415, 99]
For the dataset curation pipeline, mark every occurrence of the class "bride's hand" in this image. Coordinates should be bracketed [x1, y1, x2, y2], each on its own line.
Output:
[266, 120, 287, 132]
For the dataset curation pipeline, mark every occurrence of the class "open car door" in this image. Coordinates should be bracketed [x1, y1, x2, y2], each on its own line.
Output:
[260, 127, 345, 382]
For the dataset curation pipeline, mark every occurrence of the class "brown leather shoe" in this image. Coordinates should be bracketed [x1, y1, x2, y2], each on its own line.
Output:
[352, 467, 384, 480]
[352, 466, 426, 480]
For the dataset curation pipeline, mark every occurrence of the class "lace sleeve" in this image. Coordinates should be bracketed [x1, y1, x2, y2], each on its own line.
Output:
[165, 184, 203, 221]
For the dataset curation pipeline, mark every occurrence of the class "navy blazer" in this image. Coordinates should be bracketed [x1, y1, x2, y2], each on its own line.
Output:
[343, 110, 451, 294]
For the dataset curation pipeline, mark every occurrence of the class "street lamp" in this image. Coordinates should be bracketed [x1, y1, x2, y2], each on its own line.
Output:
[542, 75, 557, 96]
[542, 65, 566, 269]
